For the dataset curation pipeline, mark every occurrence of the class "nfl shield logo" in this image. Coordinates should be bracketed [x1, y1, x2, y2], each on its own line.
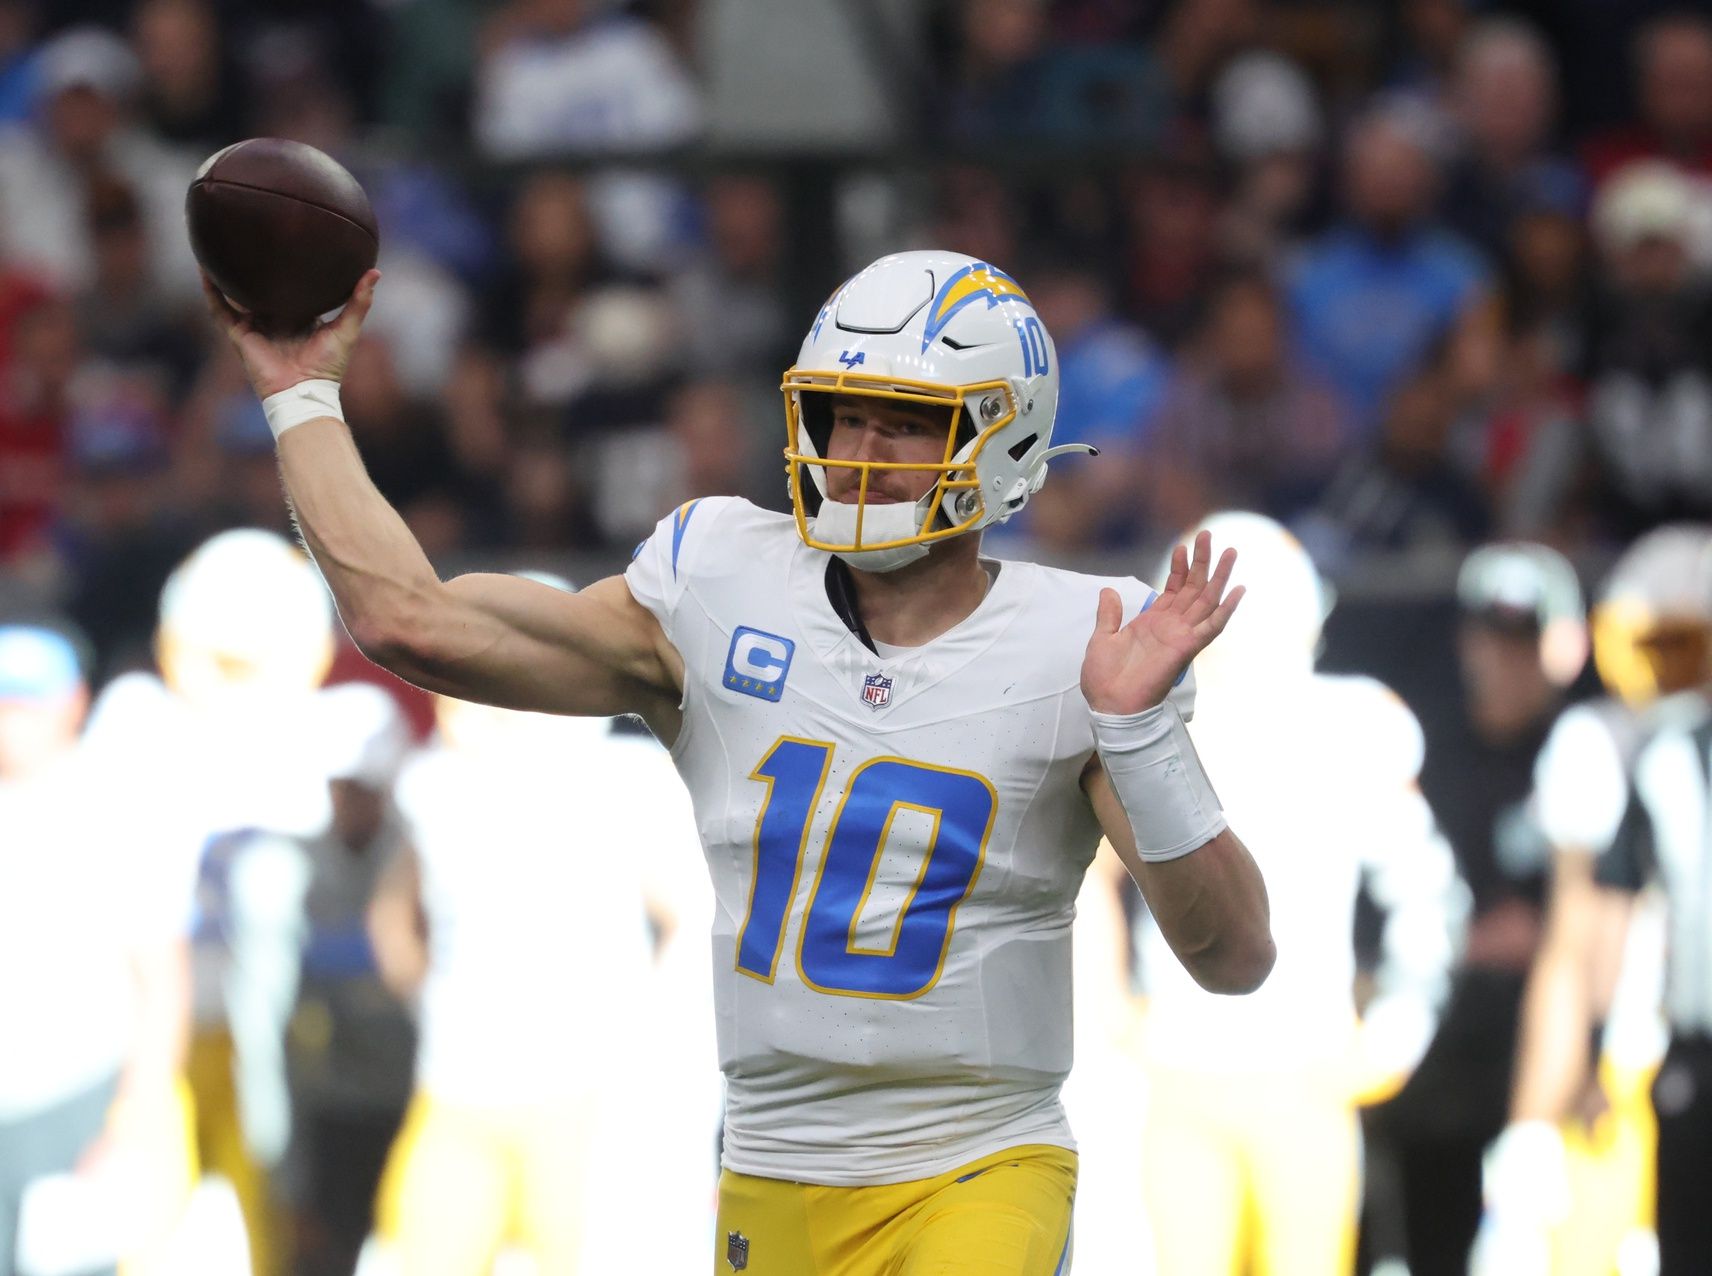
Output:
[726, 1231, 750, 1270]
[861, 672, 893, 709]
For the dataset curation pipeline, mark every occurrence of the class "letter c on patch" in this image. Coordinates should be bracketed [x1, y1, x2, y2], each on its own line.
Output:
[724, 626, 796, 702]
[733, 632, 789, 681]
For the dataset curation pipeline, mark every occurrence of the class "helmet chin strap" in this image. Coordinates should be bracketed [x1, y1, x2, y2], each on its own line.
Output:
[809, 498, 931, 573]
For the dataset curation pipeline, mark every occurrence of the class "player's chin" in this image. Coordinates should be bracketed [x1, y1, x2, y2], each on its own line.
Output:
[827, 489, 913, 506]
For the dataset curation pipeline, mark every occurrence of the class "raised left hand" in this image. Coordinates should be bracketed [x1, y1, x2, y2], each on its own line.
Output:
[1081, 530, 1243, 715]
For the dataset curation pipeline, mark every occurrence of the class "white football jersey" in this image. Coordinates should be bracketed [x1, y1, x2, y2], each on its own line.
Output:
[396, 720, 670, 1106]
[1135, 674, 1462, 1071]
[80, 672, 334, 1026]
[0, 745, 190, 1117]
[626, 496, 1186, 1186]
[1531, 696, 1667, 1069]
[1531, 696, 1644, 856]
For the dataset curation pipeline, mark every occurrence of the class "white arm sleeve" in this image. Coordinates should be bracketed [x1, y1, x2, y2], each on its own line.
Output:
[1360, 690, 1469, 1075]
[225, 834, 312, 1168]
[1531, 703, 1628, 854]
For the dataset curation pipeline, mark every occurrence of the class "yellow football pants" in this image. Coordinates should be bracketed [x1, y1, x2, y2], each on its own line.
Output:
[1142, 1064, 1359, 1276]
[186, 1028, 278, 1276]
[714, 1143, 1077, 1276]
[373, 1091, 599, 1275]
[1552, 1059, 1657, 1276]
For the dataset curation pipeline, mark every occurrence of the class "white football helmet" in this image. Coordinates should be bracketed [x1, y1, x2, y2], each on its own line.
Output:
[1592, 522, 1712, 705]
[782, 250, 1089, 572]
[1165, 510, 1333, 684]
[156, 528, 335, 708]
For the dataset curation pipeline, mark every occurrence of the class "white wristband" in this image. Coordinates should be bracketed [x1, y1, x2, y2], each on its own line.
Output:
[260, 379, 344, 441]
[1093, 701, 1226, 862]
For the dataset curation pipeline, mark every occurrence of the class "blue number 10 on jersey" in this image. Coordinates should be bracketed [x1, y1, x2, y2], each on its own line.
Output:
[735, 737, 998, 999]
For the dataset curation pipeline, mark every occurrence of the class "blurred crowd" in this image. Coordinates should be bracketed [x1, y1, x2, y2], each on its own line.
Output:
[1, 1, 1712, 677]
[6, 2, 1712, 1276]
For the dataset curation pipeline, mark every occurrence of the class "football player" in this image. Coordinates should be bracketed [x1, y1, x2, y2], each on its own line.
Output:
[363, 577, 710, 1276]
[205, 249, 1274, 1275]
[0, 623, 193, 1276]
[1476, 524, 1712, 1276]
[1086, 513, 1465, 1276]
[82, 528, 343, 1276]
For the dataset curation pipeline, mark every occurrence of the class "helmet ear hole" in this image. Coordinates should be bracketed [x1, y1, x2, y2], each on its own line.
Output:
[954, 406, 977, 453]
[1006, 433, 1039, 463]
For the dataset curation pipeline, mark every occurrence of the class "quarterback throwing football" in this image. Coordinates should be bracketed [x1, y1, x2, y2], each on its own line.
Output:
[206, 250, 1274, 1275]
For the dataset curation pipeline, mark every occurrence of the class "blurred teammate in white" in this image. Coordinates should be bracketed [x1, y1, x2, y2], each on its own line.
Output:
[363, 577, 710, 1276]
[207, 248, 1274, 1275]
[1477, 524, 1712, 1276]
[82, 529, 342, 1276]
[0, 623, 192, 1276]
[1083, 513, 1465, 1276]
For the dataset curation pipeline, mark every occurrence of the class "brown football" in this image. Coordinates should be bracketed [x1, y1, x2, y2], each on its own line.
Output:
[187, 138, 378, 329]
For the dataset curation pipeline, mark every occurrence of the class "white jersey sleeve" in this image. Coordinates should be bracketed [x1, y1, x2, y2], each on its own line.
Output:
[1531, 701, 1631, 855]
[1345, 679, 1464, 1079]
[81, 673, 212, 941]
[625, 498, 735, 644]
[397, 720, 660, 1105]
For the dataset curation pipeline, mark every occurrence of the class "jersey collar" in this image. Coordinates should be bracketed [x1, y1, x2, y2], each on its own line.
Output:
[789, 540, 1030, 716]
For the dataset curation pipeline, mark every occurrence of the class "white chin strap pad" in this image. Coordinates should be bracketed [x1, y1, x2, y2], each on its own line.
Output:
[810, 498, 931, 573]
[834, 543, 931, 573]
